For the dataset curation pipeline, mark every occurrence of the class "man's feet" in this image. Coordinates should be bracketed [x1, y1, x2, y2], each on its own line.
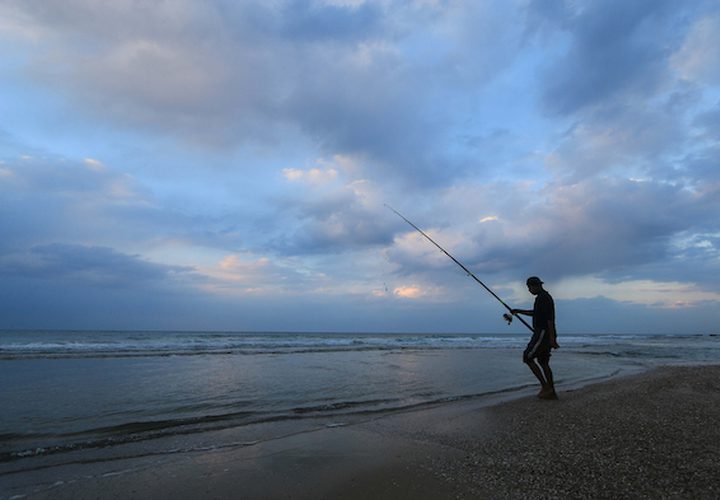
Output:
[538, 386, 558, 400]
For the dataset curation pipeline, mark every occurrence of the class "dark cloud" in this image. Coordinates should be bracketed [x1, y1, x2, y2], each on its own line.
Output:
[0, 150, 264, 257]
[523, 0, 572, 37]
[515, 179, 717, 280]
[0, 269, 214, 331]
[679, 144, 720, 186]
[0, 243, 192, 288]
[535, 0, 679, 115]
[276, 0, 384, 41]
[560, 296, 719, 334]
[694, 101, 720, 140]
[0, 153, 153, 251]
[617, 234, 720, 292]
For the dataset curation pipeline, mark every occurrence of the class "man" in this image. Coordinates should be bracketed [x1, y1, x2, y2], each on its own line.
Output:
[512, 276, 559, 400]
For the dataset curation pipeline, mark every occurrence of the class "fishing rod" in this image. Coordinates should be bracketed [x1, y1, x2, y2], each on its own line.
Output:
[385, 204, 533, 333]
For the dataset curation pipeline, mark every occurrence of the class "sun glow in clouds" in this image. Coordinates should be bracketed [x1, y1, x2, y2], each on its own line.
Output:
[391, 283, 447, 301]
[198, 254, 280, 296]
[394, 285, 424, 299]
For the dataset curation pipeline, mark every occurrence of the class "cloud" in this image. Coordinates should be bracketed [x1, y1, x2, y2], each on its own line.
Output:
[545, 100, 689, 180]
[536, 0, 678, 115]
[393, 285, 425, 299]
[275, 0, 384, 41]
[1, 1, 719, 332]
[0, 151, 149, 210]
[0, 0, 531, 185]
[383, 175, 719, 294]
[0, 151, 160, 254]
[198, 252, 321, 297]
[528, 179, 717, 278]
[0, 2, 392, 144]
[693, 105, 720, 144]
[0, 243, 192, 288]
[270, 160, 399, 254]
[525, 4, 720, 185]
[0, 146, 270, 259]
[282, 166, 338, 184]
[671, 13, 720, 85]
[554, 275, 720, 308]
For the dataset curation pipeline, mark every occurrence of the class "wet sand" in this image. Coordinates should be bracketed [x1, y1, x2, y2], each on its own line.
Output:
[4, 365, 720, 499]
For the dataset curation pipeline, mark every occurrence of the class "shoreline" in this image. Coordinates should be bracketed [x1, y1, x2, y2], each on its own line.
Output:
[3, 364, 720, 499]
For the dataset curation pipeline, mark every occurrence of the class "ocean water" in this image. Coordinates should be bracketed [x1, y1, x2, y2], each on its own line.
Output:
[1, 330, 718, 475]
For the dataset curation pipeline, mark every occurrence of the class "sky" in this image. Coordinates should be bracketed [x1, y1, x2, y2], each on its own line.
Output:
[1, 0, 719, 334]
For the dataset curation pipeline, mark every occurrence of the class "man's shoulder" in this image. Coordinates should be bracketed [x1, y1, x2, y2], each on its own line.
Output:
[537, 290, 554, 305]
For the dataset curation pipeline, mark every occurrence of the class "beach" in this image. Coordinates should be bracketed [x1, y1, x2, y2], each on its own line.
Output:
[4, 364, 719, 499]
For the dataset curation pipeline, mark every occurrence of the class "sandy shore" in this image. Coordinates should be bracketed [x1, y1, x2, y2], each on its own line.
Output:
[4, 365, 720, 499]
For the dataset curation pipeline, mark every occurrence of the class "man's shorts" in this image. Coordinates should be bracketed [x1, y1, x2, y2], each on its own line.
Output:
[523, 329, 551, 363]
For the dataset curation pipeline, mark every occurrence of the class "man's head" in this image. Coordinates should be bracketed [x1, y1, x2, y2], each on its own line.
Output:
[526, 276, 544, 295]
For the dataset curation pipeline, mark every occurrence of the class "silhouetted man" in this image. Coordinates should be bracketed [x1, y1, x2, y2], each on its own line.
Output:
[512, 276, 559, 399]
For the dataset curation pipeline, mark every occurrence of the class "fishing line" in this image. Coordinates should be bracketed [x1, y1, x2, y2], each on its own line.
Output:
[385, 204, 533, 333]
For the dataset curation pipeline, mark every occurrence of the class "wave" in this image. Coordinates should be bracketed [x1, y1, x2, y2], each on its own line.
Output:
[0, 332, 533, 360]
[0, 384, 537, 464]
[2, 331, 715, 360]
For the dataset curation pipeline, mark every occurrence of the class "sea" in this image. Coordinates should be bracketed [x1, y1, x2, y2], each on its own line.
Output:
[1, 330, 719, 488]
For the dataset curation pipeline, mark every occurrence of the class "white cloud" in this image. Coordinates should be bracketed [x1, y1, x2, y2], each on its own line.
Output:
[84, 158, 106, 172]
[555, 275, 720, 309]
[282, 167, 338, 184]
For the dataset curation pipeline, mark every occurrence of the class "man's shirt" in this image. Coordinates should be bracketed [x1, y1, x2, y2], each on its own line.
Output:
[532, 290, 555, 333]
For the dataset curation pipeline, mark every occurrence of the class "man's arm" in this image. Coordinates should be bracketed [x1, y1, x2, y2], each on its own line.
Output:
[511, 308, 533, 316]
[548, 320, 559, 349]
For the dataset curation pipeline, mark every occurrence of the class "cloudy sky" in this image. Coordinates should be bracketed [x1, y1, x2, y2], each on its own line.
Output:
[1, 0, 718, 334]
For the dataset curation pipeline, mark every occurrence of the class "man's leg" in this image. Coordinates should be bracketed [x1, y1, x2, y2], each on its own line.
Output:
[524, 358, 547, 391]
[538, 358, 557, 399]
[539, 358, 554, 389]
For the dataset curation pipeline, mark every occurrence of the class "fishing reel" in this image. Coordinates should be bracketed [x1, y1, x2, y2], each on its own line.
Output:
[503, 313, 513, 325]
